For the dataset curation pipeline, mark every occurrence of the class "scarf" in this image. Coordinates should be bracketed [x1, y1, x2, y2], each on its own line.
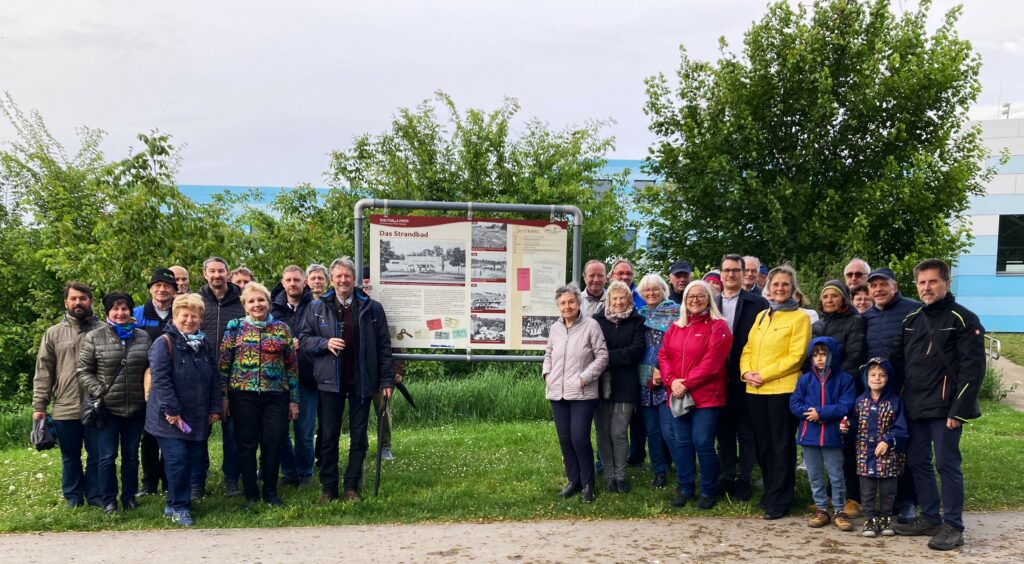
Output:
[768, 297, 799, 313]
[183, 331, 206, 353]
[640, 300, 680, 333]
[244, 314, 274, 328]
[107, 318, 136, 340]
[603, 305, 634, 324]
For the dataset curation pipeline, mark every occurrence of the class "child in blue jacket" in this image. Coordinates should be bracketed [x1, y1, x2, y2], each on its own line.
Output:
[790, 337, 856, 531]
[841, 358, 908, 538]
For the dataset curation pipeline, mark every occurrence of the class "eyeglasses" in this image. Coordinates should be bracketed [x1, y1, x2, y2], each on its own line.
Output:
[686, 294, 708, 302]
[845, 272, 867, 278]
[721, 268, 742, 274]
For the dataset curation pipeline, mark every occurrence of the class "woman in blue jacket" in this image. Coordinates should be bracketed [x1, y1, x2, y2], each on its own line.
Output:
[145, 294, 222, 527]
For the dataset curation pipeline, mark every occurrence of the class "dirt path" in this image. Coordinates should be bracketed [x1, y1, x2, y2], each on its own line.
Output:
[995, 355, 1024, 411]
[2, 511, 1023, 563]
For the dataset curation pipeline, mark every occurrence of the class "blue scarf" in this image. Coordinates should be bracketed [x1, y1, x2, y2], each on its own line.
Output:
[183, 331, 206, 353]
[244, 314, 274, 328]
[640, 300, 680, 333]
[107, 319, 136, 340]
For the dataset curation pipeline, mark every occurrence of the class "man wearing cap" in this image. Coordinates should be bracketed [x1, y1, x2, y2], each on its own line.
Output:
[580, 260, 608, 318]
[741, 256, 763, 295]
[843, 258, 871, 292]
[757, 264, 768, 291]
[667, 261, 693, 305]
[133, 268, 179, 496]
[170, 265, 190, 295]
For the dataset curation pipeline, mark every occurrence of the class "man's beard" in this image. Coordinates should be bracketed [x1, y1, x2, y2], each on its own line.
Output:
[68, 306, 93, 320]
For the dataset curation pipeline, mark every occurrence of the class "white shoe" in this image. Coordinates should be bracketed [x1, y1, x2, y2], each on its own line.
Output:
[381, 448, 395, 461]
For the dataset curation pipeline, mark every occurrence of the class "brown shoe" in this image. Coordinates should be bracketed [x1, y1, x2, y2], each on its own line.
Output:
[834, 512, 855, 532]
[808, 509, 831, 528]
[843, 499, 861, 519]
[317, 491, 337, 505]
[343, 489, 362, 502]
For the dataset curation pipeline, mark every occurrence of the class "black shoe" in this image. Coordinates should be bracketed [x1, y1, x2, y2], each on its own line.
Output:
[696, 495, 716, 510]
[317, 491, 338, 504]
[263, 495, 284, 506]
[191, 484, 206, 501]
[605, 479, 618, 493]
[223, 480, 241, 497]
[122, 499, 139, 510]
[651, 474, 667, 489]
[733, 479, 752, 501]
[715, 478, 735, 496]
[240, 497, 260, 511]
[66, 499, 84, 509]
[581, 484, 596, 503]
[894, 518, 942, 537]
[280, 476, 300, 487]
[762, 510, 786, 520]
[560, 482, 582, 498]
[671, 491, 691, 508]
[102, 502, 117, 515]
[616, 479, 630, 493]
[137, 483, 157, 496]
[927, 523, 964, 551]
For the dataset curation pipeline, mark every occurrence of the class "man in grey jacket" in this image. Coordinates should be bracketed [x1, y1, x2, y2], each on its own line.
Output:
[31, 281, 102, 508]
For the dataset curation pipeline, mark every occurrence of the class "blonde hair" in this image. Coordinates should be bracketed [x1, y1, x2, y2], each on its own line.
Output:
[677, 281, 725, 326]
[240, 281, 271, 303]
[606, 280, 632, 300]
[172, 293, 206, 318]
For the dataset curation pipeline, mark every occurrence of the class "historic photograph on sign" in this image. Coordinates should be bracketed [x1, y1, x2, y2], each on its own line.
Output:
[470, 283, 506, 313]
[472, 221, 508, 250]
[521, 315, 559, 341]
[379, 239, 467, 284]
[470, 250, 506, 281]
[470, 315, 507, 344]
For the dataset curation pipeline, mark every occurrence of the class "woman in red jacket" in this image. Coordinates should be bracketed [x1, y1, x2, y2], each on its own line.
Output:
[658, 280, 733, 509]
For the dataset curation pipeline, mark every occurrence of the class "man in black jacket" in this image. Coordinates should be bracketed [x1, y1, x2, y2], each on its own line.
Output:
[198, 256, 246, 497]
[714, 254, 768, 501]
[299, 257, 394, 502]
[272, 265, 316, 487]
[890, 259, 985, 551]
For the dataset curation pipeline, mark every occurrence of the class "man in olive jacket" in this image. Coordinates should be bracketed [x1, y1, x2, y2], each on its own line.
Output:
[31, 281, 102, 508]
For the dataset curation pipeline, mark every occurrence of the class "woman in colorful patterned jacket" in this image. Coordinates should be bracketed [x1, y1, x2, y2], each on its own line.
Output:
[219, 282, 299, 507]
[636, 273, 679, 490]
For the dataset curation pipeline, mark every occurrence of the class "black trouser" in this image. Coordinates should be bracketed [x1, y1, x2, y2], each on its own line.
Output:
[716, 408, 756, 482]
[860, 476, 897, 518]
[748, 393, 797, 515]
[551, 399, 598, 487]
[230, 390, 289, 501]
[894, 460, 917, 511]
[627, 401, 646, 465]
[140, 430, 165, 491]
[841, 435, 860, 503]
[907, 417, 965, 530]
[318, 386, 372, 494]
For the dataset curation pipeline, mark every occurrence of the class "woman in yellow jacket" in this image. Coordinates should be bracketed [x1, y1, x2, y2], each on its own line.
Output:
[740, 264, 811, 520]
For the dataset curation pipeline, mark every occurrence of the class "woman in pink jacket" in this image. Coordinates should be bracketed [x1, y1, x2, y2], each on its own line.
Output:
[658, 280, 732, 509]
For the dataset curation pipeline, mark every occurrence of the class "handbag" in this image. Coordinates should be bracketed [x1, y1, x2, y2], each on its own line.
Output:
[30, 417, 58, 450]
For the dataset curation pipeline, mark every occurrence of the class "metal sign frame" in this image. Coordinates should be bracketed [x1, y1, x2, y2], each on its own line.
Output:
[353, 198, 583, 363]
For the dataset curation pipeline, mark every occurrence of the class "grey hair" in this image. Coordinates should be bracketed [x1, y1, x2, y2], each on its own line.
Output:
[554, 282, 582, 305]
[636, 273, 669, 299]
[678, 281, 725, 326]
[329, 257, 356, 277]
[306, 263, 328, 278]
[845, 258, 871, 273]
[203, 256, 229, 270]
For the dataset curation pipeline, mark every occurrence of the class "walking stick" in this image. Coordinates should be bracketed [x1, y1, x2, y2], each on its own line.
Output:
[374, 393, 391, 497]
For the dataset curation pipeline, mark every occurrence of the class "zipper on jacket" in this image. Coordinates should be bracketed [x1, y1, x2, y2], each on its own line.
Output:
[941, 375, 947, 401]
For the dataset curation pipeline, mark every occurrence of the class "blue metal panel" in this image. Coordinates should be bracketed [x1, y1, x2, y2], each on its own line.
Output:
[960, 235, 998, 256]
[987, 155, 1024, 174]
[967, 194, 1024, 215]
[951, 275, 1024, 296]
[956, 296, 1024, 317]
[954, 255, 996, 275]
[975, 315, 1024, 333]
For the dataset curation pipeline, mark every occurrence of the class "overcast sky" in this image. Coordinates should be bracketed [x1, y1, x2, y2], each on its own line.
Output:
[1, 0, 1022, 187]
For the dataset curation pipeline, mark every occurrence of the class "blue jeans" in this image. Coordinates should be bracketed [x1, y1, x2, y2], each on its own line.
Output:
[157, 436, 205, 511]
[84, 411, 145, 506]
[659, 404, 719, 498]
[52, 419, 97, 504]
[280, 385, 318, 479]
[803, 446, 846, 511]
[641, 405, 668, 477]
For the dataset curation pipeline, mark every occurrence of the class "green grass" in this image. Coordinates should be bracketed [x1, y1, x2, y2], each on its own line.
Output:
[1, 400, 1022, 532]
[991, 333, 1024, 366]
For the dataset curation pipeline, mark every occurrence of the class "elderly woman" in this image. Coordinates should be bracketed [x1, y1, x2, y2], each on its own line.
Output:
[220, 282, 299, 507]
[658, 281, 732, 509]
[77, 292, 151, 514]
[850, 283, 873, 315]
[636, 273, 679, 489]
[145, 293, 221, 526]
[740, 264, 812, 520]
[543, 283, 608, 503]
[593, 280, 645, 493]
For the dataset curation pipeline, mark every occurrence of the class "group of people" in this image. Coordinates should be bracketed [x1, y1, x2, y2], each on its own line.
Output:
[32, 257, 397, 527]
[544, 255, 985, 552]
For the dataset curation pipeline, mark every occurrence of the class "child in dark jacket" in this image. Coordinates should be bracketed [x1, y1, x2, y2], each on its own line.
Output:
[790, 337, 856, 531]
[841, 358, 908, 538]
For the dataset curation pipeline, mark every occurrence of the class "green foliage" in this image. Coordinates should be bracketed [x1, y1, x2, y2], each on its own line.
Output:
[980, 365, 1012, 402]
[328, 91, 637, 265]
[639, 0, 993, 284]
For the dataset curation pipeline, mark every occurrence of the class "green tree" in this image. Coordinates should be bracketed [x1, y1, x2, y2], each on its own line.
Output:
[639, 0, 994, 286]
[327, 91, 636, 273]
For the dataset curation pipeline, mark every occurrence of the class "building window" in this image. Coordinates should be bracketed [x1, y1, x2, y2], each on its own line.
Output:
[592, 179, 612, 193]
[633, 179, 656, 191]
[997, 215, 1024, 273]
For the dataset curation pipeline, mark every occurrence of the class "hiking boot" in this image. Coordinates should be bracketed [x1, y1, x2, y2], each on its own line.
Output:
[894, 517, 941, 537]
[733, 479, 752, 501]
[650, 474, 667, 489]
[834, 512, 854, 532]
[879, 516, 895, 537]
[843, 499, 861, 519]
[223, 480, 241, 497]
[605, 479, 618, 493]
[671, 491, 691, 508]
[862, 518, 879, 537]
[171, 509, 194, 527]
[927, 523, 964, 551]
[808, 509, 831, 528]
[696, 495, 716, 510]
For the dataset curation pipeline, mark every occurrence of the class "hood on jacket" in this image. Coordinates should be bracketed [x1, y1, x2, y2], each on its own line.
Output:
[860, 357, 897, 400]
[198, 281, 242, 304]
[807, 335, 842, 378]
[819, 279, 852, 315]
[270, 282, 312, 312]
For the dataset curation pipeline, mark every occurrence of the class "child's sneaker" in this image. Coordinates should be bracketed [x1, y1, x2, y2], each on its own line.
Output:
[808, 509, 831, 528]
[834, 511, 854, 531]
[878, 516, 895, 537]
[862, 517, 879, 537]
